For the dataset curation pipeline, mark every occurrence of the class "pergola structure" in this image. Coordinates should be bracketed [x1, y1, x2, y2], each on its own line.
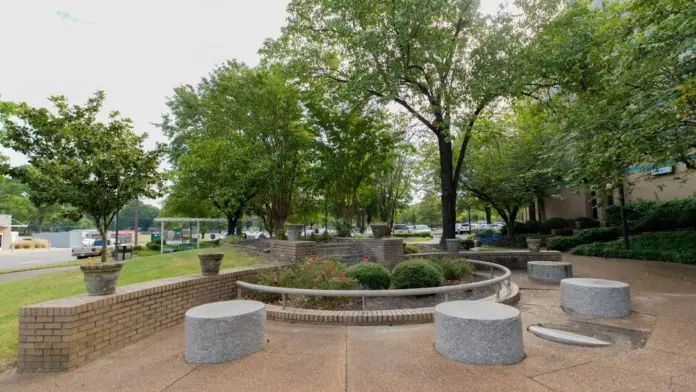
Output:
[153, 218, 227, 254]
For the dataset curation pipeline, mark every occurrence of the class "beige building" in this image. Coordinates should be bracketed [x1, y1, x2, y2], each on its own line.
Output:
[0, 215, 11, 251]
[529, 163, 696, 222]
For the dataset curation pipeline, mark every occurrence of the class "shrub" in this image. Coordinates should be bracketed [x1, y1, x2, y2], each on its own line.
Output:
[571, 231, 696, 264]
[540, 217, 570, 233]
[345, 262, 391, 289]
[392, 232, 432, 238]
[573, 217, 600, 229]
[254, 257, 358, 308]
[605, 197, 696, 233]
[335, 218, 352, 237]
[461, 239, 474, 250]
[146, 241, 161, 251]
[133, 245, 144, 251]
[391, 259, 443, 289]
[504, 220, 543, 235]
[404, 244, 419, 254]
[547, 227, 620, 251]
[276, 228, 288, 240]
[439, 259, 475, 281]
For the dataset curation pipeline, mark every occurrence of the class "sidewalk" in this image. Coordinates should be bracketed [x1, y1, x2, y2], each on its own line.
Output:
[1, 254, 695, 392]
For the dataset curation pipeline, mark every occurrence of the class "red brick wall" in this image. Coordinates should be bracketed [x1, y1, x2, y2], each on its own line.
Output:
[17, 265, 281, 373]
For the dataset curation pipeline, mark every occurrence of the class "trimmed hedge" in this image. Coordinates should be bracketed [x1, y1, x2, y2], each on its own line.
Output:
[547, 227, 620, 252]
[404, 244, 419, 254]
[345, 262, 391, 289]
[605, 197, 696, 233]
[439, 259, 475, 281]
[393, 232, 432, 238]
[571, 231, 696, 264]
[391, 259, 443, 289]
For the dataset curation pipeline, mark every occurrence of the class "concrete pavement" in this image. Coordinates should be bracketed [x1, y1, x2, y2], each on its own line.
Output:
[2, 254, 696, 392]
[0, 249, 74, 270]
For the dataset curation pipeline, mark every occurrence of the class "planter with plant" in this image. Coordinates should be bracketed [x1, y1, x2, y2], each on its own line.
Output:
[80, 261, 124, 296]
[370, 222, 390, 239]
[198, 253, 225, 275]
[285, 224, 304, 241]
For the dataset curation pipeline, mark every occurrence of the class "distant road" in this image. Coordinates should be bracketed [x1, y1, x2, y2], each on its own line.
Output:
[0, 248, 74, 271]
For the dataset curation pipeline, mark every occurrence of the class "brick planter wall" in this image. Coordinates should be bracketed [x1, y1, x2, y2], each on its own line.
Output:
[269, 240, 316, 263]
[17, 265, 281, 373]
[405, 250, 562, 270]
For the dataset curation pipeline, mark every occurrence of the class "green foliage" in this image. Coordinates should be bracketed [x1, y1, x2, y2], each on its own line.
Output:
[605, 197, 696, 233]
[392, 232, 432, 238]
[345, 262, 391, 290]
[255, 257, 358, 308]
[438, 259, 475, 281]
[404, 244, 419, 254]
[461, 239, 474, 250]
[335, 218, 352, 237]
[541, 218, 569, 232]
[1, 92, 165, 262]
[571, 232, 696, 264]
[391, 259, 443, 289]
[547, 228, 620, 252]
[573, 217, 600, 229]
[146, 242, 161, 251]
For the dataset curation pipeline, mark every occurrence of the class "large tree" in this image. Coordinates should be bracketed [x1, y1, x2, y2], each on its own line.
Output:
[264, 0, 538, 243]
[1, 92, 165, 261]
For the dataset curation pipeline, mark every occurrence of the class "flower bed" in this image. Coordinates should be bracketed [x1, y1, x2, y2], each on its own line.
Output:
[251, 256, 492, 311]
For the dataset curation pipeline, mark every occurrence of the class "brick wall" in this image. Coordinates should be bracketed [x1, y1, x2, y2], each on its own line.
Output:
[269, 240, 315, 263]
[405, 250, 562, 270]
[272, 238, 405, 267]
[17, 265, 281, 373]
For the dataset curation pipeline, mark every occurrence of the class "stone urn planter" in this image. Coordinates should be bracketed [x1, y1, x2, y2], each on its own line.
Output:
[80, 263, 124, 296]
[370, 223, 391, 239]
[526, 238, 542, 252]
[198, 253, 225, 276]
[285, 224, 304, 241]
[445, 239, 461, 254]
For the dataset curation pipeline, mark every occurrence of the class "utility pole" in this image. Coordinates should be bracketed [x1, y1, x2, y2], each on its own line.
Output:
[134, 199, 139, 246]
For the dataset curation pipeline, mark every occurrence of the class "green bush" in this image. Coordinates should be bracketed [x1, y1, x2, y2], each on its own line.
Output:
[547, 227, 620, 251]
[133, 245, 144, 251]
[335, 218, 352, 237]
[571, 231, 696, 264]
[254, 257, 358, 308]
[276, 228, 288, 240]
[461, 239, 474, 250]
[605, 197, 696, 233]
[439, 259, 475, 281]
[504, 220, 543, 235]
[145, 241, 161, 251]
[540, 217, 570, 233]
[404, 244, 419, 254]
[573, 217, 600, 229]
[392, 232, 432, 238]
[391, 259, 443, 289]
[345, 262, 391, 289]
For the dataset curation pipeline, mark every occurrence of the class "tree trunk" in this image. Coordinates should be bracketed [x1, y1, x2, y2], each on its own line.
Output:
[438, 136, 457, 245]
[618, 184, 630, 249]
[484, 206, 492, 224]
[100, 230, 108, 263]
[227, 214, 236, 236]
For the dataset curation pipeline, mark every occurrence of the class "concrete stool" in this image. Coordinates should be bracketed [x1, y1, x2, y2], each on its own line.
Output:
[561, 278, 631, 318]
[435, 301, 524, 365]
[527, 261, 573, 283]
[185, 300, 266, 364]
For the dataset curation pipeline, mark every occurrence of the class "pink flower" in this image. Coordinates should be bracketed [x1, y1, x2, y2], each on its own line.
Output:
[362, 256, 369, 263]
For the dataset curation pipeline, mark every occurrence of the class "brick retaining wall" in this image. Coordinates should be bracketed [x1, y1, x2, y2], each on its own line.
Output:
[17, 264, 281, 373]
[269, 241, 316, 263]
[405, 250, 562, 270]
[272, 238, 405, 267]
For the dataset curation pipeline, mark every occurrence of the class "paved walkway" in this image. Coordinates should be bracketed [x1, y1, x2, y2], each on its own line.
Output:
[0, 266, 78, 283]
[2, 254, 696, 392]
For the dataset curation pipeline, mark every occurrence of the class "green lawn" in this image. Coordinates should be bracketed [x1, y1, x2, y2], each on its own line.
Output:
[0, 247, 262, 372]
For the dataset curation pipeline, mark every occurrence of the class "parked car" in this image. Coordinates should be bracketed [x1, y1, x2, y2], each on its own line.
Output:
[455, 223, 471, 234]
[393, 224, 411, 235]
[413, 225, 432, 236]
[72, 239, 114, 259]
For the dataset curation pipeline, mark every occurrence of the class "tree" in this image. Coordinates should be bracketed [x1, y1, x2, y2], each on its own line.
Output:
[416, 192, 442, 228]
[460, 114, 558, 236]
[162, 61, 311, 236]
[1, 92, 165, 262]
[8, 165, 59, 233]
[111, 201, 160, 231]
[265, 0, 538, 243]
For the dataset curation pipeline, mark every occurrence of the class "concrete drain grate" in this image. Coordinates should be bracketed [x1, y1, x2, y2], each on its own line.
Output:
[528, 325, 611, 347]
[528, 322, 650, 349]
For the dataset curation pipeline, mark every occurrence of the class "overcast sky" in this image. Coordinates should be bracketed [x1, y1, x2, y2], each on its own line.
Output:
[0, 0, 506, 169]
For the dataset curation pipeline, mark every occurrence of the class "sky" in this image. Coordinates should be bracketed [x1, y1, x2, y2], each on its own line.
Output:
[0, 0, 506, 204]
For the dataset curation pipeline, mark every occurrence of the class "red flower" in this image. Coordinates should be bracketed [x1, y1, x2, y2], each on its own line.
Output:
[362, 256, 369, 263]
[338, 272, 345, 278]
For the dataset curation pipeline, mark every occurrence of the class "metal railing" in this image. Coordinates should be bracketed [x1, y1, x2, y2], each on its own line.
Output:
[236, 259, 512, 310]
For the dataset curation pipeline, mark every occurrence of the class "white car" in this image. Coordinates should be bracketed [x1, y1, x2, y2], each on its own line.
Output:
[393, 224, 410, 235]
[455, 223, 470, 234]
[413, 225, 432, 236]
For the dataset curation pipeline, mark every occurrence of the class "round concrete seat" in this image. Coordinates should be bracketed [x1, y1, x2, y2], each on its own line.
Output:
[527, 261, 573, 283]
[561, 278, 631, 318]
[435, 301, 524, 365]
[185, 300, 266, 364]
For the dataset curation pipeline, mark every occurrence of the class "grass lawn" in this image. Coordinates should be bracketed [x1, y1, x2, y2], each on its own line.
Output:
[0, 246, 262, 372]
[475, 247, 511, 252]
[402, 237, 434, 243]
